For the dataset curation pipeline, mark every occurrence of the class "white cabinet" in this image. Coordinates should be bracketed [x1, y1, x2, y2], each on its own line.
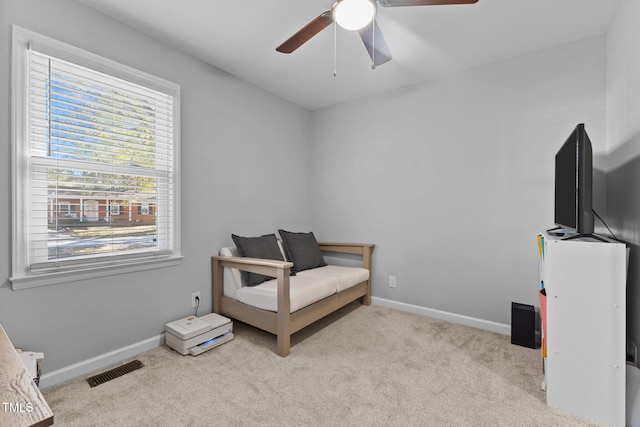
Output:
[541, 233, 627, 426]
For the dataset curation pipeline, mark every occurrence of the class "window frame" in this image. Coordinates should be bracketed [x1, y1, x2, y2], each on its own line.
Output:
[10, 26, 182, 290]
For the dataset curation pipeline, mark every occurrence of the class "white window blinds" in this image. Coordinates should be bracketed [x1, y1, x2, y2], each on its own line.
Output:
[11, 26, 181, 288]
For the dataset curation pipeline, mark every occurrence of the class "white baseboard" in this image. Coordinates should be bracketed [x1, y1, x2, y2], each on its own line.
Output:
[371, 297, 511, 336]
[39, 334, 165, 389]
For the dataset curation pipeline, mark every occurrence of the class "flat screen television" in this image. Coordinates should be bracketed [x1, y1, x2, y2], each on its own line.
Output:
[554, 123, 594, 235]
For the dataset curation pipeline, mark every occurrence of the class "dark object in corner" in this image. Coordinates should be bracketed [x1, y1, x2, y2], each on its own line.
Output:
[511, 302, 536, 349]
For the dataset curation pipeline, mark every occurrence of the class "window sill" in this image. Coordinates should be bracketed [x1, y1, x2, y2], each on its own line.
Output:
[9, 255, 183, 290]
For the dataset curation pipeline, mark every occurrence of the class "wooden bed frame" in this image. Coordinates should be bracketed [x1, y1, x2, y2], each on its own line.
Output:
[212, 242, 374, 356]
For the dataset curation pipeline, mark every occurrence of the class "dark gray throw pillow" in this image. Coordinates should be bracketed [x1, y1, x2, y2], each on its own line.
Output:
[231, 234, 284, 286]
[278, 230, 327, 273]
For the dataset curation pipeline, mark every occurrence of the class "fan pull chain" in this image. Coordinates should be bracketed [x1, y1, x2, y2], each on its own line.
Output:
[333, 21, 337, 77]
[372, 18, 376, 70]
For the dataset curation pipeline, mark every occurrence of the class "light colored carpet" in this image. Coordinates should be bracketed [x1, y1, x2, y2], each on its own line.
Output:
[43, 303, 604, 426]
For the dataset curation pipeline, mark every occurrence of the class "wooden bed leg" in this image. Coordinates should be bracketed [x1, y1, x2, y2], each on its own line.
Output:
[277, 334, 290, 357]
[363, 245, 373, 306]
[276, 267, 291, 357]
[212, 256, 223, 314]
[363, 280, 372, 306]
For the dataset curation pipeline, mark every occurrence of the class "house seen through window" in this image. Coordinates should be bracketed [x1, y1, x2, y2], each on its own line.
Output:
[11, 26, 181, 288]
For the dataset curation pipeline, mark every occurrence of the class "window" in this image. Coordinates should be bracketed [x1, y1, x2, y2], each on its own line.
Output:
[57, 202, 71, 214]
[108, 204, 121, 216]
[11, 26, 181, 289]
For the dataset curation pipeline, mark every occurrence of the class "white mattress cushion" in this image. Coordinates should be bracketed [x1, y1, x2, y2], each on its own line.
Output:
[236, 274, 337, 313]
[299, 265, 369, 292]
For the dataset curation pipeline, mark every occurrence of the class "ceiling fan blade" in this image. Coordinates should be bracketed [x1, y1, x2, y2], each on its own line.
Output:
[359, 20, 392, 66]
[378, 0, 478, 7]
[276, 11, 333, 54]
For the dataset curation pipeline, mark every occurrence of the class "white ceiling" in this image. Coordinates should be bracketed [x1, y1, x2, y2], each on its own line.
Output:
[77, 0, 621, 110]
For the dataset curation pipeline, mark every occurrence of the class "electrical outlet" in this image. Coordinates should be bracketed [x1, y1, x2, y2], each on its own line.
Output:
[191, 291, 201, 308]
[389, 275, 397, 288]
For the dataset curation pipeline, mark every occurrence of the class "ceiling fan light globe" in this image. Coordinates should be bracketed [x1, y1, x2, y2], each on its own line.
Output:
[333, 0, 377, 31]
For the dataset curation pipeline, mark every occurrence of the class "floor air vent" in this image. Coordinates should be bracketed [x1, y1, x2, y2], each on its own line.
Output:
[86, 360, 144, 388]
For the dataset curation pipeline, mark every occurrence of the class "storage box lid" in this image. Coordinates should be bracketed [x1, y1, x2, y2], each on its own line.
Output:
[165, 316, 211, 340]
[199, 313, 232, 329]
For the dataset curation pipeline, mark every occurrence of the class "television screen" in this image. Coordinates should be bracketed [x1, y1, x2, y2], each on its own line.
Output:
[554, 123, 594, 235]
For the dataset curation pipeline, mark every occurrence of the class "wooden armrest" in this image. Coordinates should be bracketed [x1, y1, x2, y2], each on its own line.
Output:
[211, 255, 292, 325]
[212, 255, 292, 277]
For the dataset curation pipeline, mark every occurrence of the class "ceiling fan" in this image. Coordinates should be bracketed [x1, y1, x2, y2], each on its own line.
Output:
[276, 0, 479, 68]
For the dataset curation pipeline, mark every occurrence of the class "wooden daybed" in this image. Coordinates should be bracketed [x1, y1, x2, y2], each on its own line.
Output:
[211, 242, 374, 356]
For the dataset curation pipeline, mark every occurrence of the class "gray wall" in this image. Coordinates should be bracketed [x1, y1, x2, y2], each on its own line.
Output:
[605, 0, 640, 358]
[0, 0, 311, 373]
[309, 36, 608, 325]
